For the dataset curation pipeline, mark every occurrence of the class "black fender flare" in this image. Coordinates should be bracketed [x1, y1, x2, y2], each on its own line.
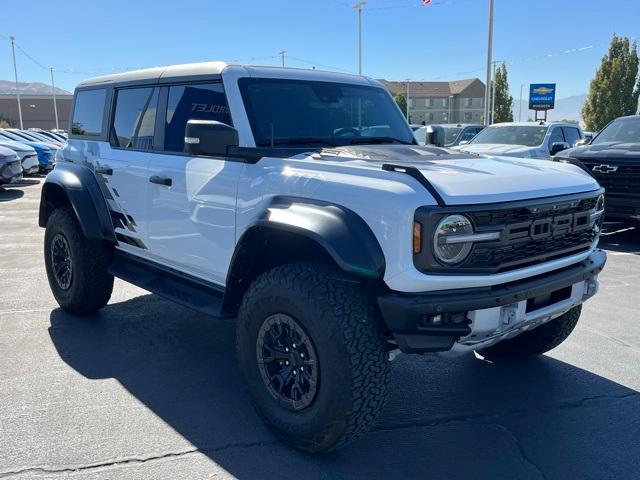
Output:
[39, 162, 116, 243]
[248, 196, 385, 277]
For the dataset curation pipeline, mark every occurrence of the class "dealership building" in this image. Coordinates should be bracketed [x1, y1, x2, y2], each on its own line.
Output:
[0, 94, 72, 130]
[380, 78, 486, 125]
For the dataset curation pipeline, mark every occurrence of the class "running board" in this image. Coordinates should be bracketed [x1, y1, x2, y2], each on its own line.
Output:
[108, 253, 227, 318]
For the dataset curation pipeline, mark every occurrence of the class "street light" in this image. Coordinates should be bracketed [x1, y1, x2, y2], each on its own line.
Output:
[50, 67, 59, 131]
[483, 0, 494, 126]
[405, 79, 410, 120]
[354, 2, 367, 75]
[9, 36, 24, 130]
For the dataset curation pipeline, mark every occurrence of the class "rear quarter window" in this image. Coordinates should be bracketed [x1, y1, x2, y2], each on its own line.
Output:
[71, 89, 107, 136]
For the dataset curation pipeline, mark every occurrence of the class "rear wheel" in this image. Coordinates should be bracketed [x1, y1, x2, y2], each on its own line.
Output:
[478, 305, 582, 360]
[236, 263, 389, 453]
[44, 207, 114, 314]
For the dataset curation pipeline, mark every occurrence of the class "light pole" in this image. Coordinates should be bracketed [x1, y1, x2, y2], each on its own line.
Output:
[405, 79, 410, 120]
[354, 2, 367, 75]
[483, 0, 494, 126]
[518, 83, 523, 121]
[50, 67, 59, 130]
[9, 36, 24, 130]
[448, 95, 454, 123]
[279, 50, 286, 68]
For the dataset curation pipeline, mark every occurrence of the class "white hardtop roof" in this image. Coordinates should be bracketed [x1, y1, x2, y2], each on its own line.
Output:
[77, 61, 375, 88]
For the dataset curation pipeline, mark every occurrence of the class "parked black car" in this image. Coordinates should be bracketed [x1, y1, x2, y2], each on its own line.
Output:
[553, 115, 640, 220]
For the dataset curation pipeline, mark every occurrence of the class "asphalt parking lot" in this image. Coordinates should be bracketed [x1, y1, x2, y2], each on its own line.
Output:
[1, 178, 639, 480]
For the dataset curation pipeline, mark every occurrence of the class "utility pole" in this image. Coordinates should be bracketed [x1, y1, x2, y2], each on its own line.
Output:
[50, 67, 59, 130]
[405, 79, 410, 120]
[354, 2, 367, 75]
[518, 83, 523, 121]
[9, 36, 24, 130]
[279, 50, 286, 68]
[483, 0, 494, 126]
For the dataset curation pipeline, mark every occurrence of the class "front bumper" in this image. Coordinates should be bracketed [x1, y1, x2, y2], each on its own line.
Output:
[0, 160, 23, 185]
[378, 249, 606, 354]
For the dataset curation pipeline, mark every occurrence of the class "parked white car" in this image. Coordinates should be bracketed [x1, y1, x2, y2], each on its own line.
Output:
[0, 139, 39, 175]
[455, 121, 584, 160]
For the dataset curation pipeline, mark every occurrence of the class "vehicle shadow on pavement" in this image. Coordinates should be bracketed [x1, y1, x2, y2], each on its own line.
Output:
[0, 187, 25, 202]
[599, 222, 640, 254]
[49, 296, 640, 480]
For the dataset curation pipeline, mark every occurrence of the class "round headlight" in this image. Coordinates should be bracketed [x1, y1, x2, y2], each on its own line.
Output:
[433, 214, 474, 265]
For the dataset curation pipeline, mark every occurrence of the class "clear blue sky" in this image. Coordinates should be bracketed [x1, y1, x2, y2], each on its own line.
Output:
[1, 0, 638, 99]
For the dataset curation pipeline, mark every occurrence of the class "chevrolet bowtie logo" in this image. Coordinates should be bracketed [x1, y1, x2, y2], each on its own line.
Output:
[592, 164, 618, 174]
[533, 86, 554, 95]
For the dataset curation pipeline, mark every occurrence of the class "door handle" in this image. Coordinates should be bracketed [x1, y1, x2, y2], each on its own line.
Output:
[149, 175, 172, 187]
[95, 166, 113, 175]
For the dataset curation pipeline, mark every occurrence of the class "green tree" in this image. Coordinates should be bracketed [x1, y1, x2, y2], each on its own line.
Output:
[582, 34, 640, 131]
[394, 93, 407, 118]
[491, 62, 513, 123]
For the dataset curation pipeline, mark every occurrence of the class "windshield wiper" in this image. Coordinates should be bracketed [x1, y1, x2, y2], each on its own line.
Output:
[347, 136, 413, 145]
[258, 138, 337, 147]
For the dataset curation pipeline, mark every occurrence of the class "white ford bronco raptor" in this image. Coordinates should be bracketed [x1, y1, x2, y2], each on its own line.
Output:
[40, 62, 606, 453]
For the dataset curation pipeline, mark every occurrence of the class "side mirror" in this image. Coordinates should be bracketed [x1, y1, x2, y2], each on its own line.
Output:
[185, 120, 238, 156]
[550, 141, 570, 156]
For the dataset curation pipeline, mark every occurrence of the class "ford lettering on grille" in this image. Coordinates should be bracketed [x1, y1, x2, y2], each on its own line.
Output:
[504, 211, 592, 242]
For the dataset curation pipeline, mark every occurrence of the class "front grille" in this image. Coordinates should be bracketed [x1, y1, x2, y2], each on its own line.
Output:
[469, 229, 596, 272]
[579, 158, 640, 196]
[413, 191, 602, 274]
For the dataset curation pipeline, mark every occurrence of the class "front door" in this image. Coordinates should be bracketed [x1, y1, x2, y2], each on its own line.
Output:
[144, 82, 242, 285]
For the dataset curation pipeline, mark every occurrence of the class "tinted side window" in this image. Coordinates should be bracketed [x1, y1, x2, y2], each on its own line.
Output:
[562, 127, 581, 146]
[164, 83, 231, 152]
[71, 89, 106, 136]
[548, 127, 565, 147]
[111, 87, 158, 149]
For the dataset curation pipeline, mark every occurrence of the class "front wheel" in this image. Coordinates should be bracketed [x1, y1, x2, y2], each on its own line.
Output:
[478, 305, 582, 360]
[236, 263, 389, 453]
[44, 206, 114, 314]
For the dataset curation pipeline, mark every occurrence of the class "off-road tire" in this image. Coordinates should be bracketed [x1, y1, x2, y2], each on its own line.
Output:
[236, 263, 389, 453]
[478, 305, 582, 360]
[44, 206, 114, 314]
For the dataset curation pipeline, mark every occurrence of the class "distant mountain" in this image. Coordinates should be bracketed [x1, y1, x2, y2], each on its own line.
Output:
[0, 80, 71, 95]
[514, 94, 587, 123]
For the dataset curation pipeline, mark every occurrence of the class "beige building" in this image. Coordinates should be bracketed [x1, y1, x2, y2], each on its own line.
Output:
[379, 78, 486, 125]
[0, 94, 73, 130]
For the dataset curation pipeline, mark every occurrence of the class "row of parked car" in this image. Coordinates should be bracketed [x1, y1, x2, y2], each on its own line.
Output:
[414, 116, 640, 222]
[0, 128, 67, 186]
[412, 120, 587, 159]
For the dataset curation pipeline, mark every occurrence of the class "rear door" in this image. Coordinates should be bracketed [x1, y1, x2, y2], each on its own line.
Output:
[100, 86, 159, 254]
[144, 82, 243, 285]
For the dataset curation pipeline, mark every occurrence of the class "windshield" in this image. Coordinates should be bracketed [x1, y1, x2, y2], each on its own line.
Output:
[239, 78, 415, 147]
[0, 130, 25, 142]
[592, 117, 640, 144]
[470, 125, 548, 147]
[443, 127, 463, 146]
